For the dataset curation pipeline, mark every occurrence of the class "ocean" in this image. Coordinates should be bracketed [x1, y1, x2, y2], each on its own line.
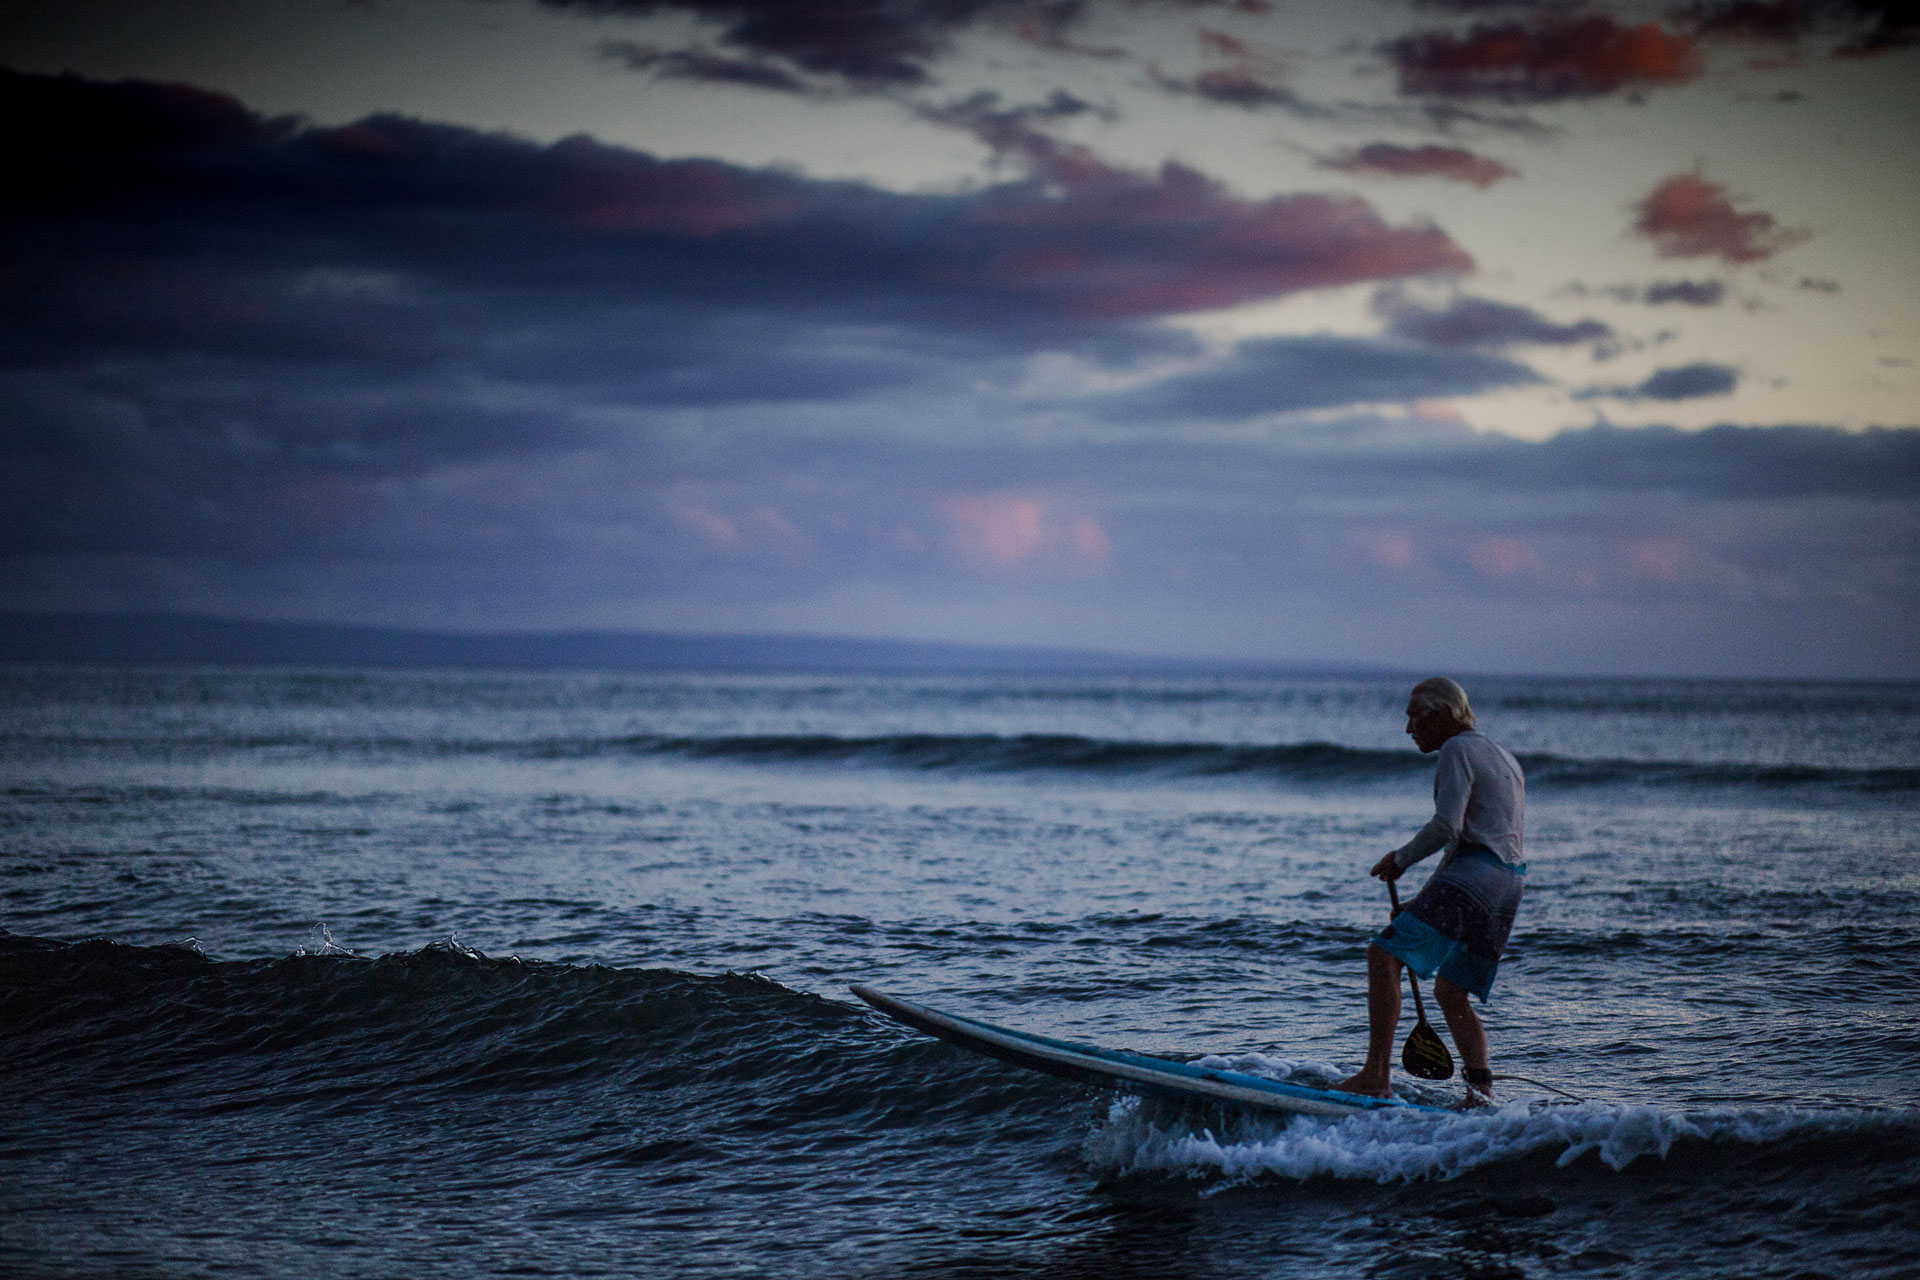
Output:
[3, 665, 1916, 1278]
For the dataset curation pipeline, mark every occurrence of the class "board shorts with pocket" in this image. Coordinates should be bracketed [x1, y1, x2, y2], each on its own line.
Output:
[1373, 844, 1524, 1001]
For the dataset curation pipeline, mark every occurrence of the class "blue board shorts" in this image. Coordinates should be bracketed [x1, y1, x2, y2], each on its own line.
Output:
[1374, 845, 1524, 1002]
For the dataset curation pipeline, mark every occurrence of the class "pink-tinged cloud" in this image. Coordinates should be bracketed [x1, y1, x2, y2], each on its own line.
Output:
[1320, 143, 1517, 189]
[1361, 531, 1420, 572]
[1625, 536, 1694, 584]
[1388, 17, 1701, 101]
[1148, 28, 1300, 109]
[671, 498, 746, 550]
[1199, 29, 1252, 58]
[1620, 535, 1748, 592]
[1633, 172, 1808, 264]
[929, 108, 1473, 317]
[937, 494, 1112, 577]
[1469, 536, 1544, 578]
[670, 494, 805, 555]
[17, 69, 1472, 340]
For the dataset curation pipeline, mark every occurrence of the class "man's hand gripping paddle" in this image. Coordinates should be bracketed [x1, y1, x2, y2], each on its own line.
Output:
[1387, 878, 1455, 1081]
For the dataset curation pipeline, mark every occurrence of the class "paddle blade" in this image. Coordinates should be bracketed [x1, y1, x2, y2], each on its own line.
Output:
[1402, 1019, 1454, 1080]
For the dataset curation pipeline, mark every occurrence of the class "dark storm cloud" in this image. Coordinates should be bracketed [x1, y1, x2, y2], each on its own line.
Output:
[1834, 0, 1920, 54]
[1319, 143, 1516, 187]
[1680, 0, 1817, 42]
[1374, 290, 1611, 349]
[1633, 171, 1808, 264]
[1677, 1, 1919, 56]
[1575, 361, 1741, 401]
[1385, 15, 1701, 101]
[1101, 335, 1539, 420]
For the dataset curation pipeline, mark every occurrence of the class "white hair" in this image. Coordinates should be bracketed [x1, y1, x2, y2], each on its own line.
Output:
[1409, 676, 1475, 728]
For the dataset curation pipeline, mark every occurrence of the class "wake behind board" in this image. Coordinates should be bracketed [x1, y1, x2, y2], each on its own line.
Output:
[851, 984, 1446, 1118]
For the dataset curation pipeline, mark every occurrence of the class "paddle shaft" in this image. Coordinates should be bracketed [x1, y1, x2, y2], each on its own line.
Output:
[1386, 878, 1432, 1024]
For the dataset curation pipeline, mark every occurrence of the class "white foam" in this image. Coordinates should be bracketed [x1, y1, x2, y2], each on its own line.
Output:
[1083, 1093, 1877, 1186]
[290, 923, 357, 957]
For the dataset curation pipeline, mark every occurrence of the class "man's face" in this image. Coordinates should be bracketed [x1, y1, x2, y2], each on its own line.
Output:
[1405, 700, 1449, 754]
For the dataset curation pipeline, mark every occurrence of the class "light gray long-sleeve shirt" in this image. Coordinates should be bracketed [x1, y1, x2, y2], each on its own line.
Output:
[1390, 729, 1526, 872]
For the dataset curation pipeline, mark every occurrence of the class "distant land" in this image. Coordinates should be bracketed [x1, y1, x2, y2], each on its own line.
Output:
[0, 612, 1388, 677]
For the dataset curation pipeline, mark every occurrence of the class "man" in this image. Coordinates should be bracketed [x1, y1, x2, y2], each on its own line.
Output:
[1336, 677, 1525, 1101]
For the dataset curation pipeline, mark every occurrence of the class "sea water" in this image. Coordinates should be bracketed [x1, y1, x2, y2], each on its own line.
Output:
[2, 666, 1916, 1278]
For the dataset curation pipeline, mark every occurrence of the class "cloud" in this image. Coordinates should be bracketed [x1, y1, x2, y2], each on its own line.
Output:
[1375, 290, 1610, 349]
[1636, 363, 1740, 399]
[1417, 422, 1920, 500]
[1834, 1, 1920, 55]
[539, 0, 991, 87]
[1151, 63, 1306, 109]
[1633, 171, 1809, 264]
[0, 67, 1481, 577]
[1682, 1, 1819, 43]
[1576, 362, 1740, 401]
[936, 493, 1112, 577]
[1147, 28, 1309, 111]
[1102, 335, 1539, 420]
[1679, 0, 1920, 56]
[1643, 279, 1725, 305]
[542, 0, 1287, 89]
[597, 40, 813, 93]
[1319, 143, 1516, 187]
[1385, 16, 1701, 101]
[0, 69, 301, 152]
[1468, 535, 1545, 578]
[3, 69, 1472, 368]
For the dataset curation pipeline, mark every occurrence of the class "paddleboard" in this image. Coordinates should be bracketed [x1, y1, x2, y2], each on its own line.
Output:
[851, 984, 1447, 1117]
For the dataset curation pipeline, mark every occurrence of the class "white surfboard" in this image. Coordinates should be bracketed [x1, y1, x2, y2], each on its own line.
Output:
[851, 984, 1447, 1117]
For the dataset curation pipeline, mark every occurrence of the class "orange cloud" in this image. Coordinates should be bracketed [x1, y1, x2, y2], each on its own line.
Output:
[1388, 17, 1700, 101]
[1634, 171, 1809, 264]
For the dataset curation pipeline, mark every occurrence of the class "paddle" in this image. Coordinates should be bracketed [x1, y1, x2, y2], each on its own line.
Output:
[1387, 878, 1455, 1081]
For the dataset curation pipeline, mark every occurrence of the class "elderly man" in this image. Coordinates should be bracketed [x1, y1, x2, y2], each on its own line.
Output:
[1336, 677, 1526, 1102]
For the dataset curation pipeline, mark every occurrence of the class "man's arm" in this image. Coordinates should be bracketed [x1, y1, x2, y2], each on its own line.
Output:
[1368, 739, 1473, 880]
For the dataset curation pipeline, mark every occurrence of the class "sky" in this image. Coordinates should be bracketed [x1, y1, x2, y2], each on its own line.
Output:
[2, 0, 1917, 677]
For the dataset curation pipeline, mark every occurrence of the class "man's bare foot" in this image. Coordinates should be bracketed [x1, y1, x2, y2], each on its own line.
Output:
[1333, 1070, 1392, 1098]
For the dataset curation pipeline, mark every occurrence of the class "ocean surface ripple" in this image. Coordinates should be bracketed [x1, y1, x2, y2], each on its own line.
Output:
[3, 667, 1916, 1278]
